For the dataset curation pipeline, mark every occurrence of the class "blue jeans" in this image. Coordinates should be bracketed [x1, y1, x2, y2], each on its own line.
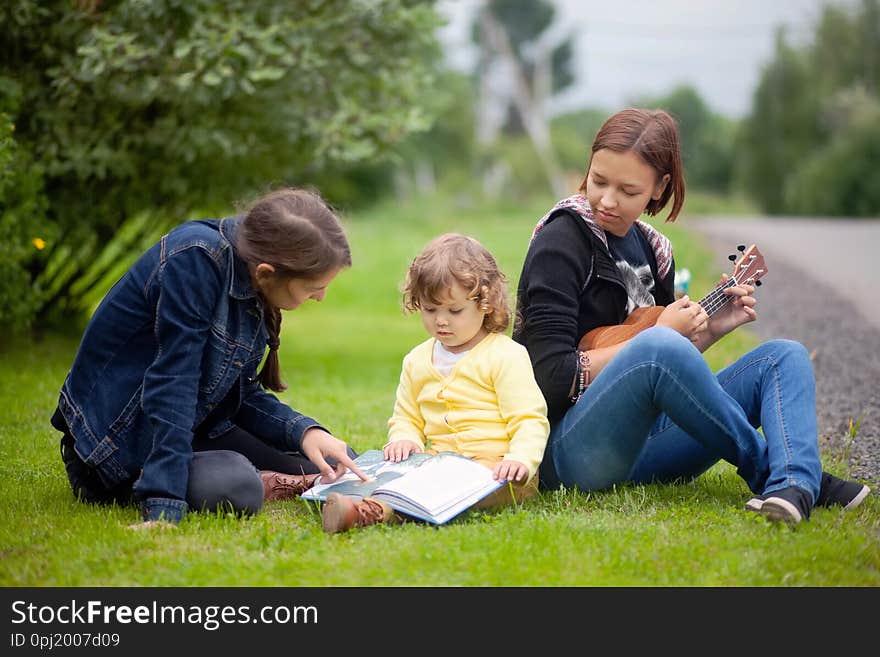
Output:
[540, 326, 822, 502]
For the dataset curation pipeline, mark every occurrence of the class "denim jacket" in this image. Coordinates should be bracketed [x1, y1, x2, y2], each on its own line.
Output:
[56, 216, 322, 522]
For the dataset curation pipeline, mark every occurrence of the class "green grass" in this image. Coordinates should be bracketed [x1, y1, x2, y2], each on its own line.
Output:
[1, 193, 877, 587]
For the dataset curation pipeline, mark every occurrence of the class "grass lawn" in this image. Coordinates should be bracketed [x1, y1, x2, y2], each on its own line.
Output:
[1, 193, 877, 587]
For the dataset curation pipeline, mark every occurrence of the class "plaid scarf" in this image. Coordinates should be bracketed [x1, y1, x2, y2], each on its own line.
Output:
[530, 194, 673, 280]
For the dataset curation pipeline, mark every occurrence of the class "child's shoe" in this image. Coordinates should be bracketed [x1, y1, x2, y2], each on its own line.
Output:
[260, 471, 319, 502]
[322, 493, 396, 533]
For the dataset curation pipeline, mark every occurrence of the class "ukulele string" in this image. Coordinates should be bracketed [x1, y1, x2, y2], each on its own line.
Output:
[698, 277, 737, 316]
[696, 249, 764, 316]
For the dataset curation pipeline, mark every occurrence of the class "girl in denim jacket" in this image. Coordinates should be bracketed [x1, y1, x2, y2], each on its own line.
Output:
[52, 187, 367, 527]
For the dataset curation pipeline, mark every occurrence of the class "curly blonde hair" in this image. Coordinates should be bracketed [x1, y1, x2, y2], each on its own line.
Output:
[402, 233, 511, 333]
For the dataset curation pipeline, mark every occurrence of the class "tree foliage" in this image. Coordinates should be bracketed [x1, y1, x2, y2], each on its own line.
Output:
[634, 85, 736, 193]
[737, 0, 880, 216]
[390, 71, 479, 197]
[0, 111, 48, 332]
[737, 31, 822, 214]
[783, 90, 880, 215]
[0, 0, 441, 330]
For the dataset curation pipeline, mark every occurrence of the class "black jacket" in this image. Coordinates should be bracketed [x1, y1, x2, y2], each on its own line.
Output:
[513, 209, 676, 423]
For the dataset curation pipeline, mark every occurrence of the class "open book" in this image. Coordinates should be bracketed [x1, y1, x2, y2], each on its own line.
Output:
[301, 450, 504, 525]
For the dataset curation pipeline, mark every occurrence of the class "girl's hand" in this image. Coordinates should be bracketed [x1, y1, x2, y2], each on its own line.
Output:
[301, 428, 369, 483]
[656, 296, 708, 340]
[384, 440, 422, 463]
[706, 274, 757, 339]
[493, 460, 529, 482]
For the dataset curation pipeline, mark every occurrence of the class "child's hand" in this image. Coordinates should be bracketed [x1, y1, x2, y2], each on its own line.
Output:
[384, 440, 422, 462]
[493, 460, 529, 482]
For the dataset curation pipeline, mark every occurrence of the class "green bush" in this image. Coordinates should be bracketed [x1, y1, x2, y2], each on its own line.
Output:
[1, 0, 442, 326]
[737, 2, 880, 215]
[784, 94, 880, 216]
[0, 112, 49, 332]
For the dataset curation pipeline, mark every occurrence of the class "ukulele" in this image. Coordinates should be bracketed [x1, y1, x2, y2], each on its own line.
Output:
[578, 244, 768, 351]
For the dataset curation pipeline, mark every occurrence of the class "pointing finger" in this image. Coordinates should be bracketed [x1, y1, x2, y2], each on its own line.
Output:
[337, 453, 369, 481]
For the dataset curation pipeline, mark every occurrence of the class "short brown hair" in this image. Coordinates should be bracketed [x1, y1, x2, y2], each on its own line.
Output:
[578, 108, 686, 222]
[402, 233, 510, 333]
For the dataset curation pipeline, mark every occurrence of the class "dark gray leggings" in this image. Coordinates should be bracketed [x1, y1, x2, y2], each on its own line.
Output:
[58, 433, 263, 517]
[184, 448, 264, 516]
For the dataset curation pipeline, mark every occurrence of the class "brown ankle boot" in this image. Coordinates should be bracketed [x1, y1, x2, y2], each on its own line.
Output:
[259, 471, 319, 502]
[321, 492, 396, 533]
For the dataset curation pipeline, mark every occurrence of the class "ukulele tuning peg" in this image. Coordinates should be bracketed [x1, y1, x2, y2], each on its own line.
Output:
[755, 280, 762, 286]
[728, 254, 737, 261]
[737, 244, 746, 252]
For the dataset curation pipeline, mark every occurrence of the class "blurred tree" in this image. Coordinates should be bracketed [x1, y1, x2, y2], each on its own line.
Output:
[471, 0, 573, 197]
[784, 90, 880, 216]
[390, 71, 478, 199]
[737, 29, 823, 214]
[634, 85, 736, 193]
[812, 0, 879, 98]
[0, 0, 441, 330]
[737, 0, 880, 216]
[549, 107, 607, 181]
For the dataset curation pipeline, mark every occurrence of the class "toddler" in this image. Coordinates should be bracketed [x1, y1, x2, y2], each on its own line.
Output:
[322, 233, 550, 532]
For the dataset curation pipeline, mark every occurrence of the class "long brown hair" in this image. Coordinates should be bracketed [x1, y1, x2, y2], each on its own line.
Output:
[402, 233, 511, 333]
[578, 108, 686, 222]
[235, 187, 351, 391]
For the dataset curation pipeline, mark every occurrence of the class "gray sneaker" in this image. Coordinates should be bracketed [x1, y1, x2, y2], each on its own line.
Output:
[816, 472, 870, 510]
[744, 494, 766, 512]
[746, 486, 812, 524]
[746, 471, 871, 514]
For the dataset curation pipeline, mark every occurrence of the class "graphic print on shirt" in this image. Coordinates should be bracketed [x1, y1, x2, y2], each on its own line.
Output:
[615, 261, 655, 314]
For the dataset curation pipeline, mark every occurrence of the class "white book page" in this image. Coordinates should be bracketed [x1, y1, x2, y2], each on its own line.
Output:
[373, 455, 497, 513]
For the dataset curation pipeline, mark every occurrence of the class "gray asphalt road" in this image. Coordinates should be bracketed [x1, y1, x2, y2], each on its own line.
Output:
[695, 217, 880, 330]
[693, 216, 880, 487]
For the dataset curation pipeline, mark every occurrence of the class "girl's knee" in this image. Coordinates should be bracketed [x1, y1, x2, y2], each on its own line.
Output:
[187, 450, 263, 517]
[752, 338, 811, 368]
[627, 325, 695, 362]
[767, 338, 809, 360]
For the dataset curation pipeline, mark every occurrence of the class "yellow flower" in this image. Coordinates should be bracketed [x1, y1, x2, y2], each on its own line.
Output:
[32, 237, 46, 250]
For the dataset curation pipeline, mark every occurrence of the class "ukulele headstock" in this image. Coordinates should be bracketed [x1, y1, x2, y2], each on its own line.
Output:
[727, 244, 767, 286]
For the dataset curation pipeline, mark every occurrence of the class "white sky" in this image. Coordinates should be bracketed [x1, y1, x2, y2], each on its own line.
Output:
[436, 0, 859, 118]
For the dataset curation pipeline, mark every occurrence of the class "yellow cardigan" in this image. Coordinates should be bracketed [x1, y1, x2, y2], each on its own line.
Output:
[386, 332, 550, 479]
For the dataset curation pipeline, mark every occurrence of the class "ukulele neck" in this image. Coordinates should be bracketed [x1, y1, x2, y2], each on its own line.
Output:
[698, 278, 738, 317]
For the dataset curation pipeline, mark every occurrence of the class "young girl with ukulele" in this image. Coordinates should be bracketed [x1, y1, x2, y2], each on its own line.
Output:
[513, 108, 869, 524]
